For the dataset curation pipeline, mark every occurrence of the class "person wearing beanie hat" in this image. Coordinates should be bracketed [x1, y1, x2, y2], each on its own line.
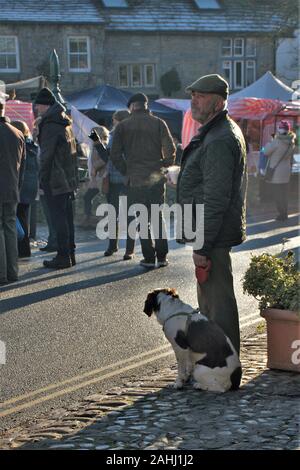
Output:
[264, 120, 296, 221]
[278, 120, 291, 134]
[111, 89, 176, 268]
[127, 93, 148, 109]
[177, 72, 247, 357]
[36, 86, 78, 269]
[34, 87, 56, 106]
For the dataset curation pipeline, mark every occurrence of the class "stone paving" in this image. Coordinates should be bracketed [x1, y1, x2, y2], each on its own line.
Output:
[1, 333, 299, 450]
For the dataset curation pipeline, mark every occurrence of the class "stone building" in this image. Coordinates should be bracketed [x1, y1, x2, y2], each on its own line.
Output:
[0, 0, 296, 100]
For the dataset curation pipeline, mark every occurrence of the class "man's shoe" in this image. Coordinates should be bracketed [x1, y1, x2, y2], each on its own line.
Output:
[104, 248, 118, 257]
[70, 254, 76, 266]
[157, 258, 169, 268]
[43, 256, 72, 269]
[39, 245, 57, 252]
[123, 252, 134, 261]
[276, 215, 288, 221]
[139, 259, 156, 268]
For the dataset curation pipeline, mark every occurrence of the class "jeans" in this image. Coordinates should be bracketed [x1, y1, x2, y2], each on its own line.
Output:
[127, 181, 168, 262]
[0, 202, 18, 282]
[106, 183, 135, 253]
[45, 192, 75, 257]
[40, 194, 57, 248]
[17, 203, 31, 257]
[197, 247, 240, 354]
[84, 188, 100, 216]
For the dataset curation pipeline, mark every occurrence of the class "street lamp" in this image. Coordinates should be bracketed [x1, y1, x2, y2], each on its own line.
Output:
[49, 49, 65, 106]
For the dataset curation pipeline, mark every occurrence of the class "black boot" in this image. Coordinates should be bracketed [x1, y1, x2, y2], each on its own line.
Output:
[43, 255, 72, 269]
[70, 253, 76, 266]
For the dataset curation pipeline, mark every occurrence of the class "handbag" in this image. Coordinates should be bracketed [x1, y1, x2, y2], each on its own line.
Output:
[263, 143, 291, 182]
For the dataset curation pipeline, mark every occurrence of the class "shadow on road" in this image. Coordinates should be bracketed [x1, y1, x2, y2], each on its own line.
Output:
[0, 266, 146, 315]
[233, 229, 299, 253]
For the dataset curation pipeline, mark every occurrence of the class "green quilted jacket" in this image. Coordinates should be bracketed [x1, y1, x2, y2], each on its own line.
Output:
[177, 110, 247, 256]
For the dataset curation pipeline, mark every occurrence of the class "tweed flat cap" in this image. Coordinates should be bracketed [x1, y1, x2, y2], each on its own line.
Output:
[186, 74, 229, 99]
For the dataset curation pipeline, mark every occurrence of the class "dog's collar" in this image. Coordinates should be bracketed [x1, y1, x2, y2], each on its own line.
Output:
[162, 309, 199, 333]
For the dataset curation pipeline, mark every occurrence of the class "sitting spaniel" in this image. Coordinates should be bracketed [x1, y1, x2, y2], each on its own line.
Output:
[143, 288, 242, 393]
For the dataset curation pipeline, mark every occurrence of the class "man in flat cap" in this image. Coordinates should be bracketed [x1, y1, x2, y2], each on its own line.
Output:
[177, 74, 247, 356]
[110, 93, 176, 268]
[35, 88, 78, 269]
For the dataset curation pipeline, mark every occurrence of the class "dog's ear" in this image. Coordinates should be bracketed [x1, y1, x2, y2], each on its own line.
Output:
[165, 288, 179, 299]
[143, 291, 159, 317]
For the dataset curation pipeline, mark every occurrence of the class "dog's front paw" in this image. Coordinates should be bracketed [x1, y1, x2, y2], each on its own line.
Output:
[173, 379, 184, 389]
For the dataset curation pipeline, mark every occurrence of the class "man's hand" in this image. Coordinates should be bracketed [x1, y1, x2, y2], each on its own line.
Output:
[193, 253, 209, 268]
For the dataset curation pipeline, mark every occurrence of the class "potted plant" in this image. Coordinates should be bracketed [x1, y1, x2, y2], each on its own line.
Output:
[243, 251, 300, 372]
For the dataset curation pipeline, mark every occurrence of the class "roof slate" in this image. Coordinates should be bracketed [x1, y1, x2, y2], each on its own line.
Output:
[0, 1, 105, 24]
[0, 0, 293, 32]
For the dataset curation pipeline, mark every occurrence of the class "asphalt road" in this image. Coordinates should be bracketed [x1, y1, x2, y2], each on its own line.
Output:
[0, 209, 299, 431]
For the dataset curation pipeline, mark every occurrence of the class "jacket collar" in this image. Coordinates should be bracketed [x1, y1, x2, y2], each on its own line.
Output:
[193, 110, 228, 143]
[0, 116, 10, 124]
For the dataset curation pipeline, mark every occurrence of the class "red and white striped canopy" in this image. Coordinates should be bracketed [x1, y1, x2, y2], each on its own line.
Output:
[5, 100, 34, 131]
[181, 98, 285, 148]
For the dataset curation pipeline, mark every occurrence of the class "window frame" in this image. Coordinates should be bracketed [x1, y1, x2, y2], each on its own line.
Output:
[118, 64, 130, 88]
[144, 64, 155, 88]
[246, 38, 257, 57]
[130, 64, 143, 88]
[233, 38, 244, 57]
[0, 36, 20, 73]
[118, 63, 156, 88]
[246, 60, 256, 86]
[222, 60, 232, 89]
[67, 36, 91, 73]
[234, 60, 244, 89]
[221, 38, 233, 57]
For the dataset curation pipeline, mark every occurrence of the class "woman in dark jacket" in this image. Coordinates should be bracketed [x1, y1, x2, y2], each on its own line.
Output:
[11, 121, 39, 257]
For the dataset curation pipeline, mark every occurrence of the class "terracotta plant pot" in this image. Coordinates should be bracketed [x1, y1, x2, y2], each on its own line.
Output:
[261, 308, 300, 372]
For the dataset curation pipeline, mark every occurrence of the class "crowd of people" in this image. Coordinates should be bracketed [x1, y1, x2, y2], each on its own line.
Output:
[0, 73, 297, 360]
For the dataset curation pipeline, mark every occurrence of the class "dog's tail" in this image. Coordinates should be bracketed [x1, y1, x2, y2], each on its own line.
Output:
[175, 330, 190, 350]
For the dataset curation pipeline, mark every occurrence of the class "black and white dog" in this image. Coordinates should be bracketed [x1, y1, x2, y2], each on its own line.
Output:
[143, 288, 242, 393]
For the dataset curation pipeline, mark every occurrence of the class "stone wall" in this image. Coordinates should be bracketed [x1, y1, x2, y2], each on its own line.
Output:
[0, 23, 105, 100]
[0, 23, 275, 99]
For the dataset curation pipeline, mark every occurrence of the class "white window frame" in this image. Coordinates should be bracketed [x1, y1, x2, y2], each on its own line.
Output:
[246, 38, 257, 57]
[144, 64, 155, 87]
[222, 60, 232, 89]
[234, 60, 244, 89]
[234, 38, 244, 57]
[131, 64, 143, 88]
[118, 64, 130, 88]
[246, 60, 256, 86]
[68, 36, 91, 72]
[221, 38, 232, 57]
[0, 36, 20, 73]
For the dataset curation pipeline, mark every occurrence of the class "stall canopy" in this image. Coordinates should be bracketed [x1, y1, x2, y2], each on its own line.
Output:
[5, 100, 34, 131]
[66, 84, 183, 136]
[230, 71, 298, 101]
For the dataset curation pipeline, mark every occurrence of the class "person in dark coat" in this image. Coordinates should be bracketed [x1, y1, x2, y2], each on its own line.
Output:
[0, 98, 26, 284]
[35, 88, 78, 269]
[177, 74, 247, 355]
[11, 121, 39, 258]
[110, 93, 176, 268]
